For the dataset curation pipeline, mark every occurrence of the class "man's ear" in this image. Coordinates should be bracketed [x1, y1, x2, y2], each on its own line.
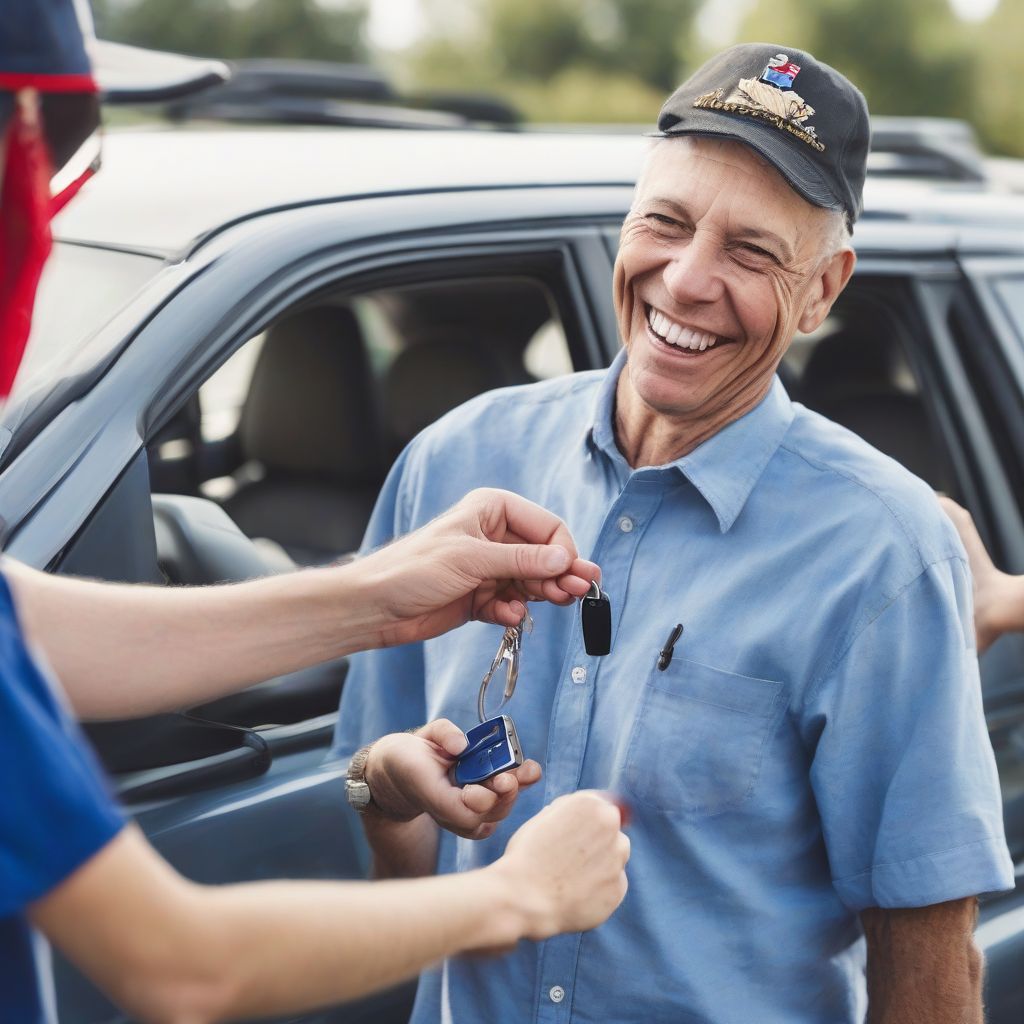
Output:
[797, 247, 856, 334]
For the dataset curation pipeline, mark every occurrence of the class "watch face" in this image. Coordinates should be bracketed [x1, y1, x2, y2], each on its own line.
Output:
[346, 778, 372, 809]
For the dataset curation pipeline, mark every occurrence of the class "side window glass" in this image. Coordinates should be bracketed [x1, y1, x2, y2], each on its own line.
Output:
[993, 277, 1024, 345]
[782, 281, 955, 495]
[362, 276, 570, 458]
[153, 273, 572, 571]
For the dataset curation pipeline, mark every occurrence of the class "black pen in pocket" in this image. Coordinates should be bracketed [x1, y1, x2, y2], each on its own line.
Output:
[657, 623, 684, 670]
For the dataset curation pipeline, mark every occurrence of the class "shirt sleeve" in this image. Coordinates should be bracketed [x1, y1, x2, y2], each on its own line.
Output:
[801, 555, 1015, 912]
[0, 577, 124, 916]
[332, 441, 428, 763]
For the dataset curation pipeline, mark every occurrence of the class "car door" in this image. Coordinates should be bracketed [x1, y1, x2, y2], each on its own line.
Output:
[0, 186, 632, 1023]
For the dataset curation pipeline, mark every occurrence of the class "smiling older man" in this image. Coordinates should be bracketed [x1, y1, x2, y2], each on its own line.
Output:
[334, 43, 1014, 1023]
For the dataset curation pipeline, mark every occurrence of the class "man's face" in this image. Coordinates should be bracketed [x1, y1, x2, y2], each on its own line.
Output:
[613, 137, 847, 426]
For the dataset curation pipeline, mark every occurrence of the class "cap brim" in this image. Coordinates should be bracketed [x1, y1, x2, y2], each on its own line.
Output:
[90, 40, 230, 104]
[653, 107, 844, 216]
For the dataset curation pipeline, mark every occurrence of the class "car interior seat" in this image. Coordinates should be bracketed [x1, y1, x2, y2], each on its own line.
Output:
[378, 279, 557, 454]
[799, 327, 951, 491]
[220, 305, 387, 565]
[384, 334, 509, 452]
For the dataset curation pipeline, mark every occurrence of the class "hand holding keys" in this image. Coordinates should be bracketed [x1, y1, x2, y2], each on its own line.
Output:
[453, 581, 613, 787]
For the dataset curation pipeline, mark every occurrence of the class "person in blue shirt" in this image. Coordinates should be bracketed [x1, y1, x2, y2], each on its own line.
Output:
[3, 489, 631, 1024]
[334, 43, 1015, 1024]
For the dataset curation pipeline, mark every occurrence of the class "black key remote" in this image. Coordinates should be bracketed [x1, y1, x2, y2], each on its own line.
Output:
[581, 581, 612, 656]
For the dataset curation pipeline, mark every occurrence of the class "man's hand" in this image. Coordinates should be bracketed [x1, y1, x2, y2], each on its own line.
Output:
[491, 791, 630, 940]
[938, 496, 1024, 653]
[358, 488, 600, 646]
[365, 719, 541, 840]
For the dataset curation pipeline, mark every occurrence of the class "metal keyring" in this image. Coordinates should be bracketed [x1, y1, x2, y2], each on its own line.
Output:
[477, 611, 532, 722]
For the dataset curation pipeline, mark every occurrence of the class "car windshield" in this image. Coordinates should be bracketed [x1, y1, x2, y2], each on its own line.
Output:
[2, 242, 162, 438]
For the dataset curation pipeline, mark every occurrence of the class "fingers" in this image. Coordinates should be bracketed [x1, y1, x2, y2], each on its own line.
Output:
[475, 542, 573, 586]
[513, 759, 542, 788]
[470, 489, 581, 558]
[416, 718, 467, 758]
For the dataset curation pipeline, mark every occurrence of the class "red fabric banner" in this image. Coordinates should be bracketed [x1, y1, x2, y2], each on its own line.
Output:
[0, 97, 55, 398]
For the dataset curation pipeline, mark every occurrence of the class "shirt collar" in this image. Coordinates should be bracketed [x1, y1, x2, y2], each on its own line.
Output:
[586, 348, 795, 533]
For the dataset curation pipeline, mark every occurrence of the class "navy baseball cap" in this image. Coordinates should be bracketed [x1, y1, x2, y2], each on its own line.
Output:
[655, 42, 870, 229]
[0, 0, 229, 119]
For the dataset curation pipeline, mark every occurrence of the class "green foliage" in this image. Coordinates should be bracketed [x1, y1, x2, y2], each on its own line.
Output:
[93, 0, 1024, 156]
[735, 0, 1024, 156]
[407, 0, 696, 124]
[972, 0, 1024, 156]
[739, 0, 974, 120]
[93, 0, 369, 63]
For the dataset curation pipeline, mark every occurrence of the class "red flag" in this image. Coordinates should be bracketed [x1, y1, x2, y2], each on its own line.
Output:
[0, 93, 55, 398]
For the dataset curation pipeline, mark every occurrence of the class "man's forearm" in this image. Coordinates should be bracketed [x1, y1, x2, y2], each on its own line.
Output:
[363, 812, 441, 880]
[6, 559, 384, 719]
[862, 899, 983, 1024]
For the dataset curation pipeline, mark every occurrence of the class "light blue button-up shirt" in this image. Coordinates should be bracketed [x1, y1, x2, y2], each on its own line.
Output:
[335, 351, 1014, 1024]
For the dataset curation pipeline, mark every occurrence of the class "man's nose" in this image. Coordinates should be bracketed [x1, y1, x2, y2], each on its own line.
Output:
[662, 232, 725, 306]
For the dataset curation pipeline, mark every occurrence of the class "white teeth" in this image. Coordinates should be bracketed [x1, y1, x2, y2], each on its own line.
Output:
[646, 305, 718, 351]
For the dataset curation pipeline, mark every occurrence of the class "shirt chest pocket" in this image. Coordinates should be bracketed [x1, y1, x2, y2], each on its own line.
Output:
[623, 658, 785, 819]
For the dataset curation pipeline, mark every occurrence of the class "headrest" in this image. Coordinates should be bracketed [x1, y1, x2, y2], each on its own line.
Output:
[385, 336, 507, 445]
[800, 327, 904, 401]
[239, 306, 383, 481]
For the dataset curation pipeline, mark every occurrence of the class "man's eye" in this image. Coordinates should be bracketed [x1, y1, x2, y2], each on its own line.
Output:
[738, 243, 779, 263]
[646, 213, 680, 229]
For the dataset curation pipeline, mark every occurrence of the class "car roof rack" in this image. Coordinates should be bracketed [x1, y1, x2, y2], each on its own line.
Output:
[867, 116, 988, 184]
[164, 59, 520, 130]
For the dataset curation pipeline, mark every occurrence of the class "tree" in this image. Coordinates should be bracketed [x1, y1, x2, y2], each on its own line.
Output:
[972, 0, 1024, 156]
[737, 0, 975, 121]
[408, 0, 699, 123]
[93, 0, 369, 64]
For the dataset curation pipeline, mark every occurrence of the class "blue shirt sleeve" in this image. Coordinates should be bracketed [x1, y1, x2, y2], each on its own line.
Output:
[0, 573, 124, 916]
[801, 555, 1014, 911]
[332, 443, 428, 762]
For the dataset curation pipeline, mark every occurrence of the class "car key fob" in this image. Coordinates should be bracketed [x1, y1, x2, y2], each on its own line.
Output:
[581, 581, 612, 656]
[452, 715, 523, 787]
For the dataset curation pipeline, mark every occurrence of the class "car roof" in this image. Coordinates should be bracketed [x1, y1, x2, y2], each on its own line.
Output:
[55, 125, 1024, 257]
[54, 126, 647, 254]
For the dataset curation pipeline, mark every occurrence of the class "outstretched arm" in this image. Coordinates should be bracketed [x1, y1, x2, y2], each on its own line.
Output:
[938, 496, 1024, 652]
[32, 793, 628, 1023]
[6, 489, 598, 719]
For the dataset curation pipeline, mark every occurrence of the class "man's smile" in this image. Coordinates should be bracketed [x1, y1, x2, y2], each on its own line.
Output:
[643, 303, 729, 356]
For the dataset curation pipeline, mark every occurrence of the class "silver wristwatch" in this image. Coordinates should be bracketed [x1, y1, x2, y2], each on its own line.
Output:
[345, 744, 375, 813]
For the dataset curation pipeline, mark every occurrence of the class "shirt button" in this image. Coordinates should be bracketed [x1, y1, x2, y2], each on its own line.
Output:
[618, 515, 635, 533]
[549, 986, 566, 1004]
[571, 666, 587, 684]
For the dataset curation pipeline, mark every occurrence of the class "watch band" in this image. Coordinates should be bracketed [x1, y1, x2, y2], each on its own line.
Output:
[345, 743, 376, 813]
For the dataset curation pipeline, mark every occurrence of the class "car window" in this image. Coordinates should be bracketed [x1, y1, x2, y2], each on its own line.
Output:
[7, 243, 161, 415]
[782, 279, 956, 495]
[993, 277, 1024, 346]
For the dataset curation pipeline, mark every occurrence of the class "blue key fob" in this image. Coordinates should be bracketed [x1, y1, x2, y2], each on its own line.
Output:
[452, 715, 524, 787]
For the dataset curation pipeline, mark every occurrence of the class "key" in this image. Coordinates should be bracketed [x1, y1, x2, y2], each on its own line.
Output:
[581, 580, 612, 656]
[452, 715, 524, 786]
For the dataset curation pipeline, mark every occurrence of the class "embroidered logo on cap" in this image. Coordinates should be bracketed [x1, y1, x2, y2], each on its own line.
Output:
[693, 53, 824, 152]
